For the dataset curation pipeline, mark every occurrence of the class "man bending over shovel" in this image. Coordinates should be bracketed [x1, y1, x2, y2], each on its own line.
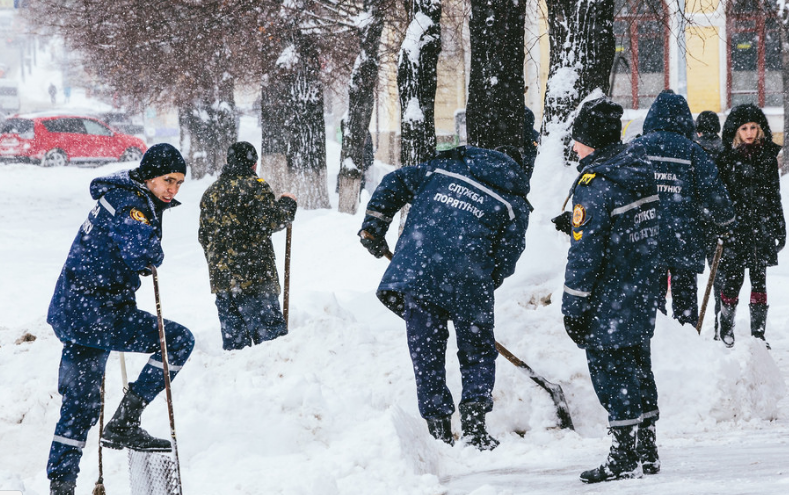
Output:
[359, 145, 532, 450]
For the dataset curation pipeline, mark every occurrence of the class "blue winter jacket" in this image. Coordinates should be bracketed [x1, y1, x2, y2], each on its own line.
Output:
[48, 170, 177, 341]
[633, 91, 734, 272]
[361, 146, 532, 324]
[562, 142, 661, 350]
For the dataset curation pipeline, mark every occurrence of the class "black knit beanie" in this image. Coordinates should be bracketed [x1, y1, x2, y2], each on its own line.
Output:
[695, 111, 721, 135]
[572, 97, 623, 150]
[136, 143, 187, 180]
[227, 141, 258, 170]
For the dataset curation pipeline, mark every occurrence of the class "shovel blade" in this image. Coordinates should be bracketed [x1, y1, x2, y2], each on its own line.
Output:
[128, 449, 181, 495]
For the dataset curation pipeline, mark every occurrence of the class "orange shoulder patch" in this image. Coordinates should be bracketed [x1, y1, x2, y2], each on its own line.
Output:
[130, 208, 150, 225]
[572, 204, 586, 227]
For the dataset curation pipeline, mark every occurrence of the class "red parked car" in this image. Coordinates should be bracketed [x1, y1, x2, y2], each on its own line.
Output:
[0, 114, 147, 167]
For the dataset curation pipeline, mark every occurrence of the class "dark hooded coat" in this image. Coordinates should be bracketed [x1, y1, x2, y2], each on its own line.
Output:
[632, 91, 734, 272]
[48, 171, 176, 338]
[360, 146, 532, 324]
[717, 104, 786, 266]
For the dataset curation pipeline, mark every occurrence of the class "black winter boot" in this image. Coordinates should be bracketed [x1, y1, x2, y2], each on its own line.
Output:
[719, 301, 737, 348]
[459, 402, 499, 451]
[749, 303, 770, 349]
[426, 416, 454, 446]
[580, 426, 642, 483]
[50, 479, 76, 495]
[636, 418, 660, 474]
[102, 390, 172, 452]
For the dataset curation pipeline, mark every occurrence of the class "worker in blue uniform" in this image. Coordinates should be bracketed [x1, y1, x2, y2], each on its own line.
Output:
[46, 144, 195, 495]
[359, 145, 532, 450]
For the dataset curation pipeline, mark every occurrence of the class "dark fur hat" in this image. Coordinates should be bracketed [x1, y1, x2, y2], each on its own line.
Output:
[721, 104, 772, 150]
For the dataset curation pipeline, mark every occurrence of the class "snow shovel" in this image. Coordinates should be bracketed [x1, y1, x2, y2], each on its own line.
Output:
[283, 223, 292, 330]
[122, 265, 183, 495]
[371, 239, 574, 430]
[696, 238, 724, 335]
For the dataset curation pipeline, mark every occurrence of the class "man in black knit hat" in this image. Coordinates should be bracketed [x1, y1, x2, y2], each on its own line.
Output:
[47, 143, 194, 495]
[199, 142, 297, 350]
[553, 96, 662, 483]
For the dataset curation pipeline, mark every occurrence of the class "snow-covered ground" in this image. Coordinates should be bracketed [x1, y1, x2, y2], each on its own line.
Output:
[2, 34, 789, 495]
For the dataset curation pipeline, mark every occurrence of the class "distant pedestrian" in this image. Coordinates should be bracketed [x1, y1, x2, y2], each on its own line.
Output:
[63, 86, 72, 104]
[695, 110, 724, 163]
[48, 83, 57, 105]
[523, 105, 540, 171]
[695, 110, 726, 333]
[359, 145, 532, 451]
[716, 104, 785, 348]
[633, 91, 734, 328]
[199, 141, 297, 350]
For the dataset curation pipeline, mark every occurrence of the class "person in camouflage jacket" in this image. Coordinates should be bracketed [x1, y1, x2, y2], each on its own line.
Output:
[199, 141, 297, 350]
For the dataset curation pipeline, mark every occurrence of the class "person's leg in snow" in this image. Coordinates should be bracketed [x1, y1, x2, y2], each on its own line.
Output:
[582, 346, 648, 482]
[748, 262, 770, 348]
[454, 317, 498, 450]
[718, 253, 747, 347]
[635, 342, 660, 474]
[403, 295, 455, 440]
[48, 308, 194, 487]
[216, 291, 288, 350]
[47, 344, 109, 488]
[215, 291, 251, 350]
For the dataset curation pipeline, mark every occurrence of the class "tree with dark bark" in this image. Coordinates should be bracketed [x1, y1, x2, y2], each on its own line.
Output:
[779, 1, 789, 172]
[258, 0, 361, 210]
[466, 0, 526, 153]
[397, 0, 442, 168]
[337, 0, 386, 214]
[541, 0, 616, 160]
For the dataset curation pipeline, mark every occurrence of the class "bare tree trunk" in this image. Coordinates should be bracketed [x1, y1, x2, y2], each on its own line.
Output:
[782, 15, 789, 174]
[178, 77, 237, 180]
[287, 33, 331, 209]
[338, 0, 385, 214]
[466, 0, 526, 152]
[542, 0, 616, 161]
[397, 0, 442, 168]
[179, 103, 236, 179]
[259, 70, 288, 192]
[260, 26, 330, 209]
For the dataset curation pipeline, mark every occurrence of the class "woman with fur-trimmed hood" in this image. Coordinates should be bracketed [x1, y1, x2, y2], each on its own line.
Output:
[716, 104, 786, 348]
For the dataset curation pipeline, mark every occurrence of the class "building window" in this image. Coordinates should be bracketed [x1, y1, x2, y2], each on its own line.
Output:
[727, 0, 782, 108]
[610, 0, 669, 110]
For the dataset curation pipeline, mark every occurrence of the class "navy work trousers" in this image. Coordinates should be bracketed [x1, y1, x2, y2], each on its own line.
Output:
[659, 267, 698, 326]
[215, 290, 288, 350]
[402, 293, 498, 419]
[47, 308, 193, 482]
[586, 341, 659, 427]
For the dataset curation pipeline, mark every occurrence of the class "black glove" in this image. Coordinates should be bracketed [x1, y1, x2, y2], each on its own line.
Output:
[563, 315, 589, 346]
[716, 223, 735, 243]
[359, 230, 389, 258]
[139, 267, 152, 277]
[777, 236, 786, 253]
[551, 211, 573, 236]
